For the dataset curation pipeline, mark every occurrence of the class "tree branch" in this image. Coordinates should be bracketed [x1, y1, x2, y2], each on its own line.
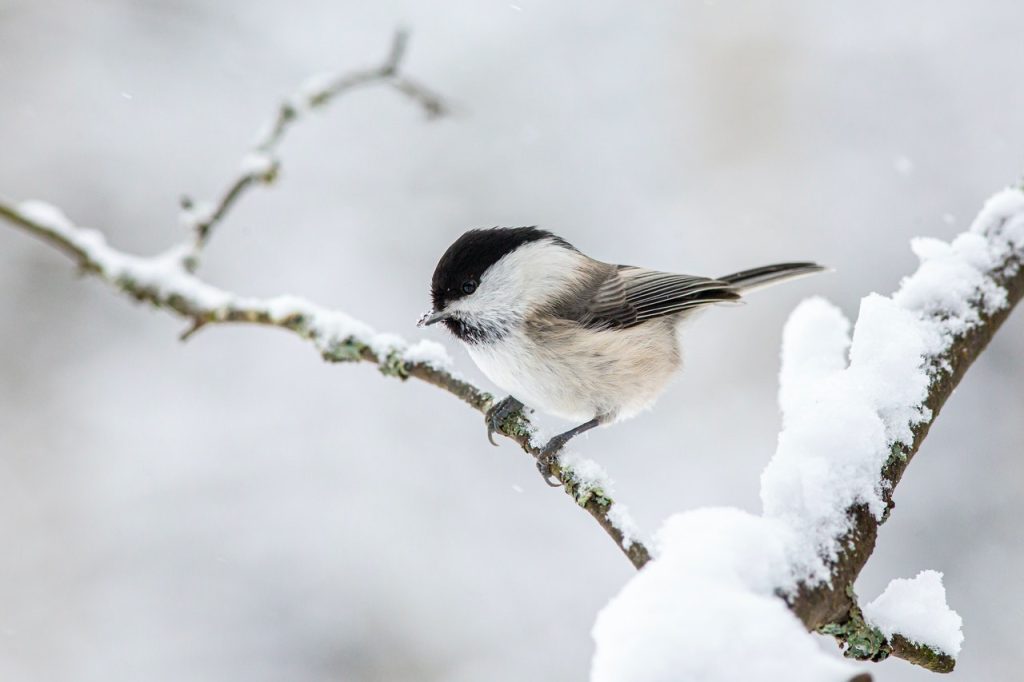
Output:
[0, 31, 649, 570]
[818, 586, 956, 673]
[787, 188, 1024, 672]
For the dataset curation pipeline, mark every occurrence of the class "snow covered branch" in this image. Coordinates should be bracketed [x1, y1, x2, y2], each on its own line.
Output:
[0, 32, 650, 574]
[780, 189, 1024, 670]
[592, 186, 1024, 680]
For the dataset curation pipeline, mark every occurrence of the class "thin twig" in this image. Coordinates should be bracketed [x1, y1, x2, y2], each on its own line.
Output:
[183, 28, 447, 258]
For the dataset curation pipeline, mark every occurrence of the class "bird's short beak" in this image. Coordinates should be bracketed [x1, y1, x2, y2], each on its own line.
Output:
[417, 309, 449, 327]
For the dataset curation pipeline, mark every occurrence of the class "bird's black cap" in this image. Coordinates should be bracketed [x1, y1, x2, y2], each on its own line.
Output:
[430, 227, 571, 309]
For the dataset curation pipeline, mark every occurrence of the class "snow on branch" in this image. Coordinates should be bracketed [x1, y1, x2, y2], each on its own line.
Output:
[592, 187, 1024, 680]
[0, 32, 650, 573]
[863, 570, 963, 661]
[785, 188, 1024, 668]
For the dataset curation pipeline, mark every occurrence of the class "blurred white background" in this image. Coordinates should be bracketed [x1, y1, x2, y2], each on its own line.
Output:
[1, 1, 1022, 680]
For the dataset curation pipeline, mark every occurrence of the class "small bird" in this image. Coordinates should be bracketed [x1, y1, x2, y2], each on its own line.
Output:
[420, 227, 823, 484]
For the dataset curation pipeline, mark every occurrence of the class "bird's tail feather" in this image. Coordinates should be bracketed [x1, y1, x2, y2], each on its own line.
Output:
[718, 262, 826, 294]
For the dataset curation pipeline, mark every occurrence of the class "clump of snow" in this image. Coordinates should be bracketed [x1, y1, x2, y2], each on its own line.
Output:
[126, 246, 236, 310]
[368, 332, 407, 359]
[863, 570, 963, 657]
[591, 509, 861, 682]
[264, 294, 317, 321]
[401, 339, 453, 370]
[310, 309, 376, 348]
[238, 152, 277, 178]
[776, 296, 850, 415]
[971, 187, 1024, 248]
[895, 234, 1008, 332]
[762, 293, 938, 581]
[19, 200, 75, 233]
[606, 503, 641, 551]
[559, 451, 607, 479]
[559, 451, 612, 493]
[558, 451, 641, 546]
[847, 294, 940, 444]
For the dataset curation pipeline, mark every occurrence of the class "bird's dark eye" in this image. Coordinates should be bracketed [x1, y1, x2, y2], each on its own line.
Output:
[461, 279, 478, 295]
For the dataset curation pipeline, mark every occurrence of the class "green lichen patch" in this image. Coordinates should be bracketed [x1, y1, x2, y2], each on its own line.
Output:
[819, 586, 891, 662]
[497, 409, 533, 442]
[887, 441, 909, 465]
[378, 350, 410, 379]
[321, 338, 366, 363]
[560, 469, 612, 509]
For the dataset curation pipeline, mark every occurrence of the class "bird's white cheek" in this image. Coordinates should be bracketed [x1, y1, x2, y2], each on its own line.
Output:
[451, 287, 509, 316]
[453, 240, 588, 319]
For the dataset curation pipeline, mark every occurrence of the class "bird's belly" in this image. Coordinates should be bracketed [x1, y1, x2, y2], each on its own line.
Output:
[466, 324, 681, 423]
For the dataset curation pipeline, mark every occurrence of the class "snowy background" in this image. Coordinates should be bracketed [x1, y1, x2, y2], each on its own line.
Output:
[1, 1, 1022, 680]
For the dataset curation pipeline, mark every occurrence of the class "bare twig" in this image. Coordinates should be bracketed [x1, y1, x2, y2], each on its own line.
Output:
[182, 28, 447, 258]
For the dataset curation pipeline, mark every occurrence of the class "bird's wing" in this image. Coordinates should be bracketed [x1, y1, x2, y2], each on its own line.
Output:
[580, 266, 740, 329]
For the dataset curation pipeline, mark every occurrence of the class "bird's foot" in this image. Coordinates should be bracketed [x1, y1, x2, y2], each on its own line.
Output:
[532, 417, 602, 487]
[485, 396, 525, 446]
[535, 437, 569, 487]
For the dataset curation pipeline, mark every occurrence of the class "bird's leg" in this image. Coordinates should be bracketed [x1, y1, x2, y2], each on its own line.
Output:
[485, 395, 525, 446]
[536, 417, 602, 487]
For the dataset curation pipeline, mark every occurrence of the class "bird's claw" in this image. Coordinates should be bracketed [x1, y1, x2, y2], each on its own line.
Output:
[484, 396, 524, 447]
[484, 396, 565, 487]
[536, 455, 562, 487]
[535, 440, 566, 487]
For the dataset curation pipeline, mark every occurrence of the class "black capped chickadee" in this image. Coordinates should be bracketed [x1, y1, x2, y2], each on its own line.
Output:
[420, 227, 823, 484]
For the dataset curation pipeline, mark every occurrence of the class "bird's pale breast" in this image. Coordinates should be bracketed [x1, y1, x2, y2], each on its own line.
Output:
[468, 317, 682, 423]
